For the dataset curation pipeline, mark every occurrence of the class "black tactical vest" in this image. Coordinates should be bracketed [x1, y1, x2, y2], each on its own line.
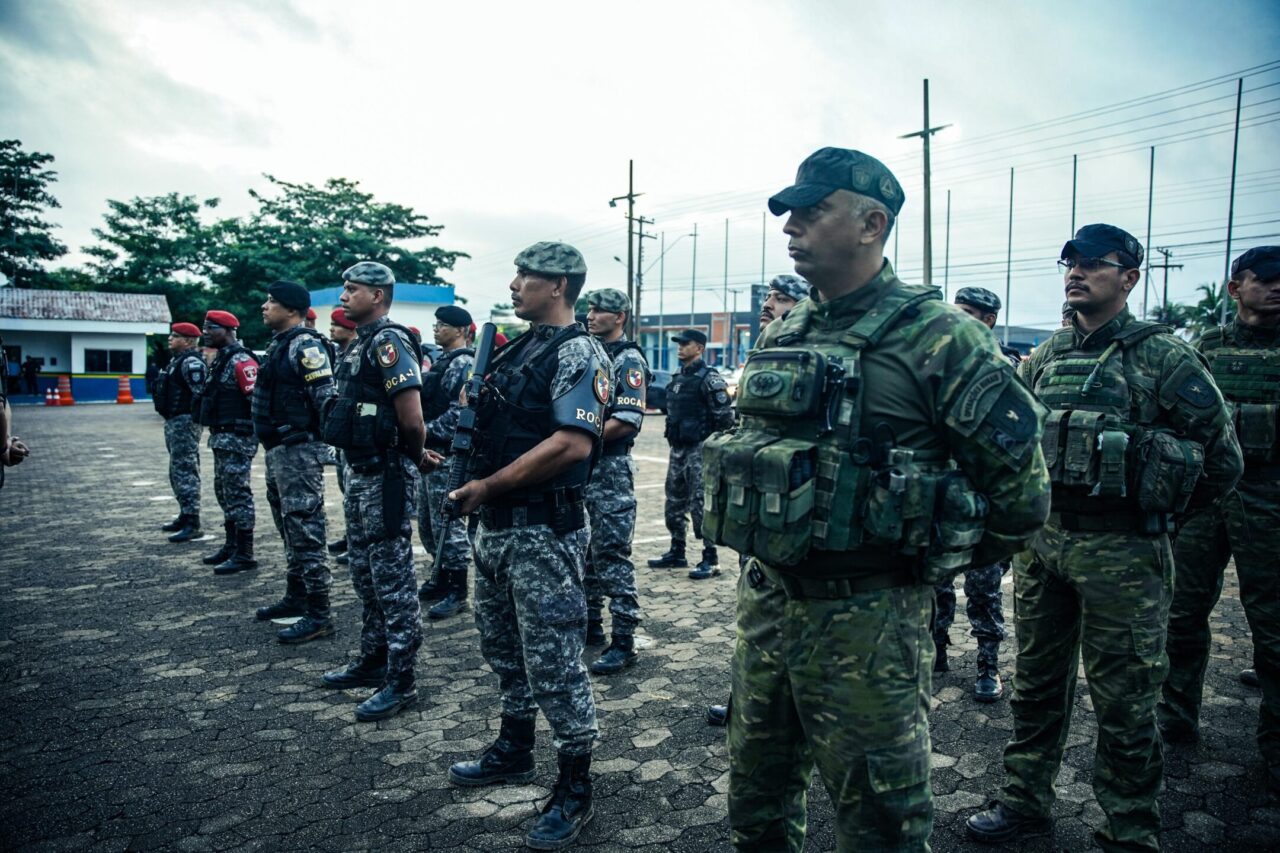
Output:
[196, 344, 254, 434]
[420, 347, 475, 422]
[665, 362, 715, 445]
[252, 326, 326, 449]
[330, 321, 421, 464]
[153, 349, 203, 419]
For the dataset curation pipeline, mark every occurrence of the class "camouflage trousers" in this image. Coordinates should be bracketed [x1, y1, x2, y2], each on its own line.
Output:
[163, 415, 201, 516]
[209, 434, 257, 529]
[663, 443, 704, 549]
[729, 559, 934, 851]
[417, 464, 469, 574]
[933, 562, 1007, 664]
[343, 455, 422, 679]
[1001, 522, 1172, 852]
[473, 520, 598, 756]
[265, 442, 329, 597]
[585, 454, 641, 634]
[334, 448, 346, 495]
[1161, 473, 1280, 766]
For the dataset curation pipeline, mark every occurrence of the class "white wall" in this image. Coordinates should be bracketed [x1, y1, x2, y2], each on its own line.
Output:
[0, 329, 72, 371]
[70, 331, 152, 374]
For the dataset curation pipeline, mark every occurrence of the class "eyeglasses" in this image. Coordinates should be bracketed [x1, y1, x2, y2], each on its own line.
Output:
[1057, 257, 1130, 274]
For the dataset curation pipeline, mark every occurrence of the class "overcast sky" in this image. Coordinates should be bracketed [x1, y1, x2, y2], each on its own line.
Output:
[2, 0, 1278, 329]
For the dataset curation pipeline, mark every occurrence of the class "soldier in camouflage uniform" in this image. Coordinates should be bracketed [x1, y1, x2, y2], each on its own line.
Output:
[154, 322, 207, 541]
[327, 307, 359, 562]
[251, 281, 339, 643]
[192, 310, 260, 571]
[1159, 246, 1280, 797]
[716, 148, 1051, 851]
[583, 287, 648, 675]
[931, 286, 1020, 703]
[445, 242, 607, 851]
[416, 304, 476, 620]
[648, 328, 735, 578]
[319, 262, 442, 723]
[969, 225, 1243, 850]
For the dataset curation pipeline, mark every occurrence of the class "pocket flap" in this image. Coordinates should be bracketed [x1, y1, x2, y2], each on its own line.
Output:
[865, 741, 930, 794]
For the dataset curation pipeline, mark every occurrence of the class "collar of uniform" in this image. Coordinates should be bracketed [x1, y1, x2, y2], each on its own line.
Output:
[806, 259, 897, 326]
[356, 316, 392, 339]
[532, 322, 574, 340]
[680, 357, 705, 374]
[1072, 306, 1132, 351]
[1231, 316, 1280, 346]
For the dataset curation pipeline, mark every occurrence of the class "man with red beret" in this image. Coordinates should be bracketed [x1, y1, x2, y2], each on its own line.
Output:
[155, 322, 208, 541]
[305, 308, 318, 329]
[192, 309, 261, 574]
[326, 306, 360, 561]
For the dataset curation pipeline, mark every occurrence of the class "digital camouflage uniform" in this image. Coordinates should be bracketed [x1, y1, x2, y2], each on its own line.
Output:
[1002, 304, 1242, 851]
[662, 358, 734, 551]
[420, 346, 475, 575]
[336, 317, 425, 682]
[1161, 316, 1280, 772]
[205, 347, 259, 530]
[155, 347, 206, 517]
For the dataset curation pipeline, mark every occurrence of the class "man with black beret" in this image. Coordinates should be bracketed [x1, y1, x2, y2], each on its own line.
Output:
[155, 322, 208, 540]
[649, 328, 734, 578]
[1160, 245, 1280, 797]
[970, 225, 1242, 848]
[415, 303, 476, 620]
[250, 281, 340, 643]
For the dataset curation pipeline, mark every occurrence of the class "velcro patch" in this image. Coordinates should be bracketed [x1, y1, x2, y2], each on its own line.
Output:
[300, 346, 325, 370]
[626, 368, 644, 389]
[377, 342, 399, 368]
[1176, 375, 1216, 408]
[593, 368, 609, 403]
[956, 367, 1007, 424]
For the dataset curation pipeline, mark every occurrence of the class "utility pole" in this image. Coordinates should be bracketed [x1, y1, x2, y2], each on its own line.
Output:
[658, 232, 665, 369]
[1142, 146, 1155, 318]
[1070, 154, 1078, 235]
[633, 216, 655, 342]
[609, 160, 643, 336]
[689, 223, 698, 328]
[1004, 167, 1014, 347]
[943, 189, 951, 299]
[1150, 248, 1183, 323]
[1221, 78, 1243, 324]
[899, 78, 952, 286]
[722, 219, 729, 367]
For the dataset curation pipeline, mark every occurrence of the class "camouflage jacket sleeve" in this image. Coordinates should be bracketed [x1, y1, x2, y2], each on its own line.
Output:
[932, 307, 1052, 566]
[231, 351, 258, 397]
[701, 369, 736, 432]
[178, 352, 208, 395]
[289, 334, 337, 414]
[425, 351, 474, 446]
[607, 347, 647, 432]
[549, 335, 607, 438]
[371, 327, 422, 398]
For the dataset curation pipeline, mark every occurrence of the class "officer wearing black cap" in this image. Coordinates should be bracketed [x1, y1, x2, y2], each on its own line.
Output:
[954, 286, 1021, 366]
[649, 328, 734, 578]
[250, 281, 339, 643]
[970, 224, 1242, 848]
[415, 303, 476, 619]
[1161, 245, 1280, 797]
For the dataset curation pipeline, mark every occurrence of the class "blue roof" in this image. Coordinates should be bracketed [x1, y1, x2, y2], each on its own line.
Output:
[308, 283, 455, 306]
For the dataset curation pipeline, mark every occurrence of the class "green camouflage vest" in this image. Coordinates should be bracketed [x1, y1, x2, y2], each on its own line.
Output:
[1199, 324, 1280, 462]
[702, 284, 985, 581]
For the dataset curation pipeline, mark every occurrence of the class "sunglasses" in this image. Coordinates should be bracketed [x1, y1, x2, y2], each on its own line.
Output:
[1057, 257, 1131, 274]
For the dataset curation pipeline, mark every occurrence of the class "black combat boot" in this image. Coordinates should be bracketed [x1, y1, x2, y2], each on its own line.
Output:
[202, 520, 236, 565]
[256, 575, 306, 620]
[278, 593, 335, 644]
[213, 527, 257, 575]
[160, 514, 184, 532]
[705, 704, 728, 727]
[327, 536, 348, 555]
[647, 545, 687, 568]
[336, 553, 349, 565]
[1242, 668, 1261, 688]
[427, 571, 469, 620]
[418, 565, 446, 601]
[688, 546, 721, 579]
[448, 715, 537, 787]
[167, 513, 202, 543]
[525, 752, 594, 850]
[321, 648, 387, 689]
[974, 650, 1004, 702]
[584, 618, 606, 647]
[966, 800, 1052, 843]
[590, 634, 637, 675]
[355, 671, 418, 722]
[933, 634, 950, 673]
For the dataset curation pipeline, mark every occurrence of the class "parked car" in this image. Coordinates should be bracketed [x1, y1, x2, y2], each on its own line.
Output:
[648, 369, 672, 412]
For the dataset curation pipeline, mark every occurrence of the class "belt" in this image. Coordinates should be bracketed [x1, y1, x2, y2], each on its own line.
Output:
[601, 443, 632, 457]
[1050, 510, 1170, 534]
[479, 499, 586, 533]
[347, 454, 390, 474]
[757, 560, 920, 599]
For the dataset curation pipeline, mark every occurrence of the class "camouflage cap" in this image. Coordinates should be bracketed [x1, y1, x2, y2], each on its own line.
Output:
[342, 261, 395, 286]
[514, 241, 587, 276]
[768, 274, 810, 302]
[954, 286, 1002, 314]
[768, 147, 905, 217]
[586, 288, 630, 313]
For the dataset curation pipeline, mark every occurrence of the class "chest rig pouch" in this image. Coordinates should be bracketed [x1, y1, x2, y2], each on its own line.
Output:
[321, 323, 420, 462]
[702, 286, 986, 582]
[1202, 330, 1280, 463]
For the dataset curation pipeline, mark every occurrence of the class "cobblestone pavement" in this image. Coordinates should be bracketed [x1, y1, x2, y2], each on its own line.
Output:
[1, 405, 1277, 852]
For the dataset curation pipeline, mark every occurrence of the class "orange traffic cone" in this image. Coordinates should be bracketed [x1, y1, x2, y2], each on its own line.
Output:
[57, 375, 74, 406]
[45, 387, 57, 406]
[116, 375, 134, 404]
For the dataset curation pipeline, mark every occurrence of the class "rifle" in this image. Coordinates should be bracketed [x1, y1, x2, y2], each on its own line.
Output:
[431, 322, 498, 570]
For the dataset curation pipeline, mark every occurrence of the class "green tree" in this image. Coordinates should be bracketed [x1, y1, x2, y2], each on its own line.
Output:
[0, 139, 67, 286]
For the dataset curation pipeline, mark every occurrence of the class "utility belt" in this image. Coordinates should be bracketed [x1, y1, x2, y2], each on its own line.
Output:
[479, 486, 587, 535]
[750, 558, 919, 600]
[209, 424, 254, 436]
[259, 427, 321, 451]
[347, 453, 398, 474]
[1050, 510, 1173, 536]
[602, 442, 632, 457]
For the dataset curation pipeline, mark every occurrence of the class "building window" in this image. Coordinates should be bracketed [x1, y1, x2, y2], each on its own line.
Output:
[85, 349, 134, 374]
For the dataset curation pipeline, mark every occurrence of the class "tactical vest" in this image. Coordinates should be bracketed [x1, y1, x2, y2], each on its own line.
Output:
[323, 321, 422, 465]
[470, 326, 593, 499]
[153, 349, 203, 419]
[195, 344, 254, 434]
[420, 347, 475, 422]
[665, 362, 715, 445]
[252, 326, 326, 449]
[701, 285, 986, 582]
[1032, 321, 1204, 517]
[603, 339, 649, 455]
[1200, 325, 1280, 464]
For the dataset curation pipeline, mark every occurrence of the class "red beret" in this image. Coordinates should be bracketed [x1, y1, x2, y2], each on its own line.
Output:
[494, 332, 509, 347]
[329, 308, 357, 330]
[409, 326, 421, 337]
[306, 308, 317, 321]
[469, 322, 477, 335]
[171, 322, 201, 338]
[204, 310, 239, 329]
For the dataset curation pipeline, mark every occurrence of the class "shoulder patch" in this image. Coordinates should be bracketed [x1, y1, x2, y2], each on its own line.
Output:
[1176, 375, 1216, 408]
[626, 367, 644, 389]
[593, 368, 610, 404]
[300, 345, 325, 370]
[376, 341, 399, 368]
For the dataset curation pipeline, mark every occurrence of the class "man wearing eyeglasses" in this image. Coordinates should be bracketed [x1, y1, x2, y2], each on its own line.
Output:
[968, 225, 1244, 850]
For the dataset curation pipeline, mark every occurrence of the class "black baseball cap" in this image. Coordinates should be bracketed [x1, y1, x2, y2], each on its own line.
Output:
[1231, 246, 1280, 281]
[768, 147, 905, 217]
[671, 329, 707, 345]
[1061, 224, 1144, 268]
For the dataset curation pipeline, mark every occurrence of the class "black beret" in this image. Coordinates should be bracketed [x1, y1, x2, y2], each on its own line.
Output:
[267, 280, 311, 313]
[435, 305, 472, 328]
